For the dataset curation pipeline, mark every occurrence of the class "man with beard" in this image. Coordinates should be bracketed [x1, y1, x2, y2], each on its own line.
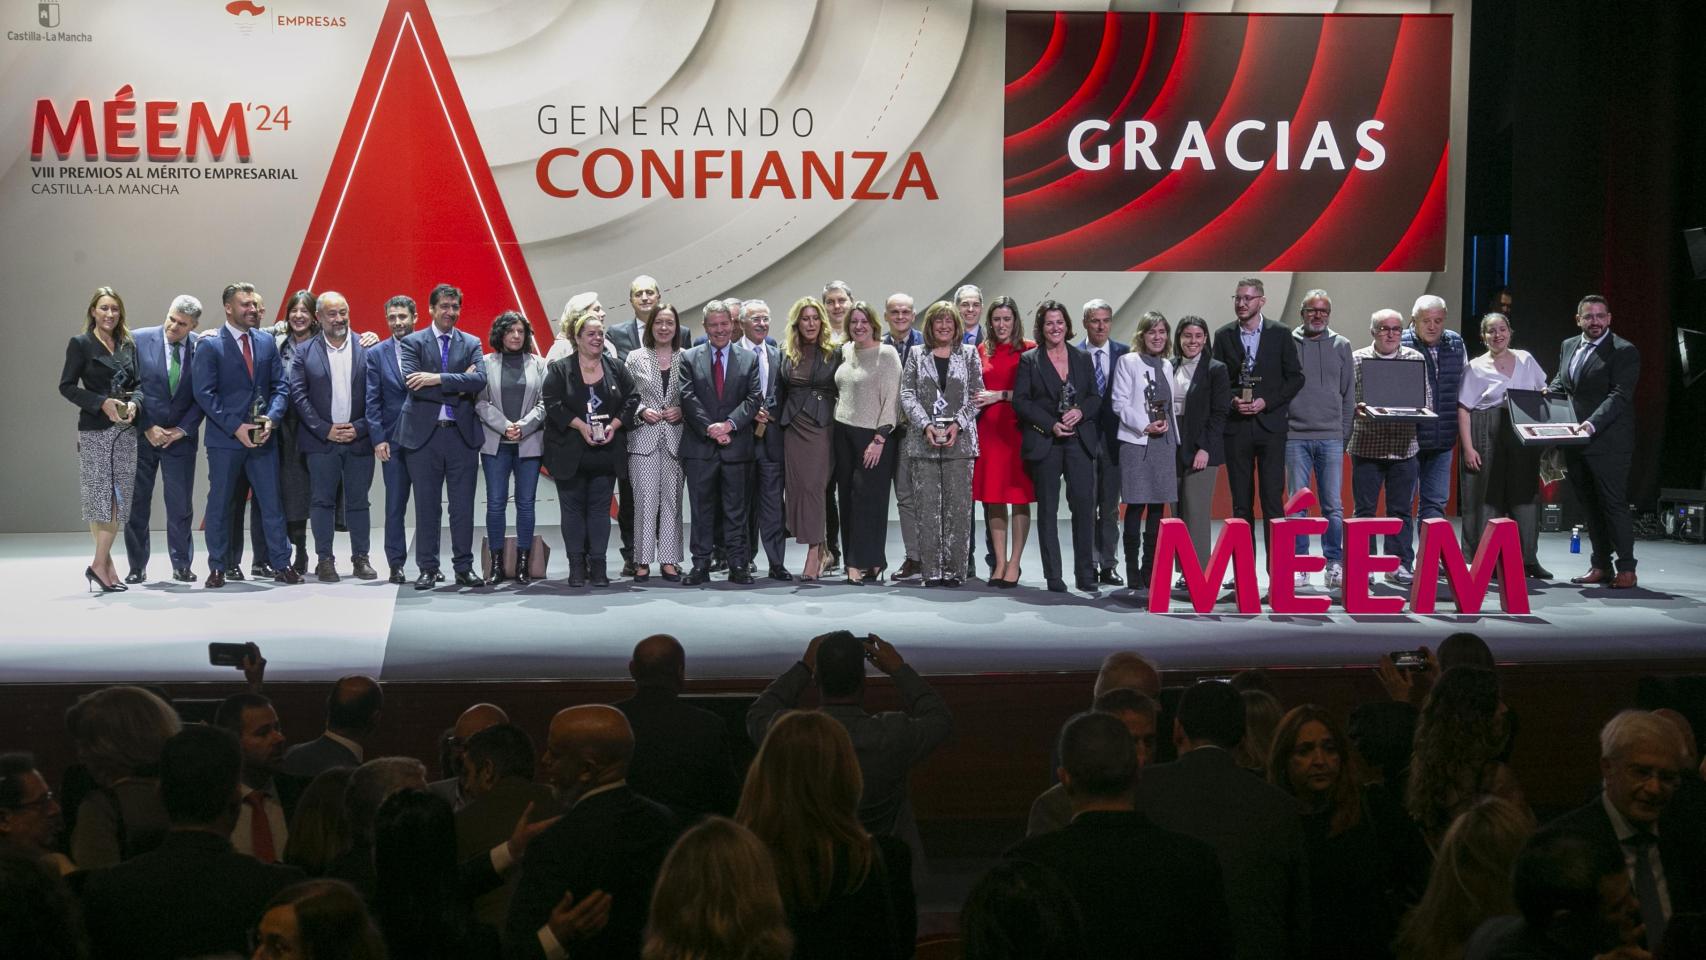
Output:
[1284, 289, 1354, 593]
[366, 295, 421, 583]
[212, 693, 304, 862]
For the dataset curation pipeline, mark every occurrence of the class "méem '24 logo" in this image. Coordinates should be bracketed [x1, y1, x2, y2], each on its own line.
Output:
[225, 1, 266, 16]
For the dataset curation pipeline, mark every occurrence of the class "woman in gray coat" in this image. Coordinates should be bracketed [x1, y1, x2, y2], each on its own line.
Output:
[899, 300, 984, 586]
[474, 311, 548, 584]
[625, 303, 687, 582]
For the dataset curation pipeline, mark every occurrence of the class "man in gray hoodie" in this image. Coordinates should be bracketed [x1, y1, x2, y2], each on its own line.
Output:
[1285, 290, 1355, 592]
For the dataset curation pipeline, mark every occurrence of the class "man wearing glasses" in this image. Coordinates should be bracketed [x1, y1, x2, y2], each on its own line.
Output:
[0, 753, 66, 872]
[1348, 310, 1427, 587]
[1284, 290, 1354, 593]
[1211, 277, 1305, 572]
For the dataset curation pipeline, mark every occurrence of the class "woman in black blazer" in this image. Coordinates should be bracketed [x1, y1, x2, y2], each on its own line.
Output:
[1171, 316, 1232, 572]
[59, 286, 142, 593]
[1012, 299, 1102, 593]
[544, 313, 637, 587]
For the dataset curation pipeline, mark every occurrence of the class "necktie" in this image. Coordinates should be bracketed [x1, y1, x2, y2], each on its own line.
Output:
[244, 791, 277, 863]
[240, 331, 254, 378]
[714, 347, 726, 397]
[1625, 830, 1667, 949]
[1094, 350, 1106, 394]
[169, 340, 182, 394]
[758, 346, 769, 401]
[438, 334, 453, 420]
[1571, 339, 1595, 384]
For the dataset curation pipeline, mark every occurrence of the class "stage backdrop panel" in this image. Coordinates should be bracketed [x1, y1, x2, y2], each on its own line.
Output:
[0, 0, 1468, 533]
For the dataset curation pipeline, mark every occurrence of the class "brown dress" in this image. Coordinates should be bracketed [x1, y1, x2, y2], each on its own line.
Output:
[780, 349, 838, 544]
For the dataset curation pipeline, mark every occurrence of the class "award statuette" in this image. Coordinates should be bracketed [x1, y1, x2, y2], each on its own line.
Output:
[1237, 353, 1261, 405]
[1056, 380, 1079, 435]
[586, 389, 610, 444]
[930, 393, 954, 445]
[247, 387, 271, 440]
[103, 349, 139, 424]
[1144, 375, 1167, 423]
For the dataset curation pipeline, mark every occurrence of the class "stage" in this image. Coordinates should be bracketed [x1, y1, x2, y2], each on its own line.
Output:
[9, 524, 1706, 685]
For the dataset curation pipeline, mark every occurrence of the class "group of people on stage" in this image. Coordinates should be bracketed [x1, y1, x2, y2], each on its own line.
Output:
[61, 273, 1640, 595]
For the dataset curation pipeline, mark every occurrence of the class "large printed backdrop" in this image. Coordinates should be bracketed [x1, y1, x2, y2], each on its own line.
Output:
[1, 0, 1468, 533]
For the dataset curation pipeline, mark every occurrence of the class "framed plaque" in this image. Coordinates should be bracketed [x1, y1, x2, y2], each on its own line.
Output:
[1362, 357, 1436, 421]
[1505, 388, 1591, 447]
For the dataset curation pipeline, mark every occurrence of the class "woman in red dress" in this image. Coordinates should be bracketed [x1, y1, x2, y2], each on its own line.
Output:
[973, 295, 1035, 587]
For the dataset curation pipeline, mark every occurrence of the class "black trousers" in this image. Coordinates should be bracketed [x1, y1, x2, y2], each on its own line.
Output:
[685, 456, 752, 569]
[1027, 442, 1097, 582]
[1224, 420, 1287, 562]
[617, 476, 635, 561]
[1566, 448, 1636, 572]
[747, 444, 787, 568]
[833, 422, 898, 570]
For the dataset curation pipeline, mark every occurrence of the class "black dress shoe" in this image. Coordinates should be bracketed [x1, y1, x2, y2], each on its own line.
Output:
[225, 566, 246, 581]
[389, 568, 407, 584]
[454, 570, 482, 587]
[315, 559, 340, 583]
[251, 563, 276, 579]
[682, 567, 710, 586]
[172, 568, 197, 582]
[729, 566, 756, 585]
[710, 556, 729, 573]
[924, 578, 944, 587]
[205, 569, 226, 589]
[1077, 576, 1100, 592]
[292, 549, 309, 576]
[1525, 563, 1553, 580]
[621, 560, 637, 578]
[351, 556, 377, 580]
[1098, 567, 1124, 586]
[660, 565, 681, 582]
[589, 562, 610, 588]
[415, 571, 439, 590]
[124, 569, 147, 584]
[274, 567, 304, 585]
[769, 565, 794, 581]
[1047, 578, 1068, 593]
[943, 577, 963, 588]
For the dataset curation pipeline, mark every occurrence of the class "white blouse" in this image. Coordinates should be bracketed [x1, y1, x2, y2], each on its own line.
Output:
[1171, 355, 1198, 418]
[1457, 348, 1548, 410]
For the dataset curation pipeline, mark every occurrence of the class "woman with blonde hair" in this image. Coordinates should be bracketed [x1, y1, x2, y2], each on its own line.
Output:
[1393, 797, 1533, 960]
[64, 685, 181, 868]
[643, 816, 793, 960]
[778, 297, 840, 580]
[60, 286, 141, 592]
[1109, 310, 1177, 588]
[545, 292, 608, 363]
[737, 709, 914, 959]
[832, 301, 903, 584]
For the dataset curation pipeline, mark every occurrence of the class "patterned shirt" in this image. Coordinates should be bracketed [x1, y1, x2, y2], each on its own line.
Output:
[1347, 345, 1427, 460]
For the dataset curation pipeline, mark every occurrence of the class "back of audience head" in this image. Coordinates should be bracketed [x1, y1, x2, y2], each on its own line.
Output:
[459, 723, 536, 803]
[159, 724, 243, 830]
[1348, 701, 1419, 787]
[345, 758, 427, 843]
[1229, 668, 1279, 700]
[1510, 826, 1639, 953]
[642, 817, 792, 960]
[1058, 712, 1138, 808]
[441, 703, 508, 781]
[256, 878, 387, 960]
[325, 676, 384, 738]
[630, 634, 687, 691]
[1394, 796, 1533, 960]
[65, 685, 181, 785]
[0, 752, 61, 858]
[215, 692, 286, 782]
[1436, 632, 1494, 672]
[1093, 651, 1160, 700]
[736, 710, 870, 912]
[371, 789, 463, 952]
[1174, 680, 1245, 751]
[960, 859, 1088, 960]
[0, 853, 88, 960]
[543, 705, 634, 805]
[812, 631, 868, 701]
[1268, 705, 1360, 833]
[1091, 689, 1159, 769]
[284, 767, 355, 877]
[1598, 709, 1688, 827]
[1232, 689, 1283, 773]
[1407, 666, 1508, 836]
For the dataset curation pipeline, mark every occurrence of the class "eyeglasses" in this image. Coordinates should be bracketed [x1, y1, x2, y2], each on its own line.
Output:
[4, 790, 56, 811]
[1374, 325, 1404, 334]
[1625, 763, 1681, 787]
[1231, 295, 1263, 304]
[1301, 308, 1330, 315]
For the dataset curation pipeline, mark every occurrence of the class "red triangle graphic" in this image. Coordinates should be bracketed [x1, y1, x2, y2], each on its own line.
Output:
[283, 0, 548, 343]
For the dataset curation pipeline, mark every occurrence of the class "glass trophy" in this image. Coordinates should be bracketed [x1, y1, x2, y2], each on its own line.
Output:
[930, 393, 954, 444]
[1057, 380, 1078, 435]
[247, 385, 271, 438]
[1238, 353, 1262, 404]
[1145, 375, 1167, 423]
[586, 390, 609, 444]
[106, 354, 138, 425]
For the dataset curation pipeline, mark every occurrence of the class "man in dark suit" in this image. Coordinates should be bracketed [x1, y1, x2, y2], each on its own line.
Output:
[281, 675, 384, 779]
[1212, 277, 1306, 567]
[677, 302, 762, 585]
[1007, 711, 1231, 959]
[456, 723, 558, 931]
[288, 291, 376, 582]
[955, 283, 987, 346]
[1549, 294, 1641, 588]
[1463, 828, 1645, 960]
[884, 294, 926, 580]
[397, 283, 488, 589]
[366, 295, 419, 584]
[1077, 298, 1131, 586]
[80, 725, 305, 960]
[1136, 680, 1309, 960]
[124, 295, 206, 583]
[737, 300, 790, 579]
[613, 635, 739, 822]
[194, 282, 301, 587]
[1545, 710, 1704, 950]
[505, 705, 677, 960]
[213, 693, 306, 862]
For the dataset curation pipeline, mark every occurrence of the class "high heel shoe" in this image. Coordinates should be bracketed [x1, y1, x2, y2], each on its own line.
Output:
[867, 565, 886, 584]
[86, 566, 122, 593]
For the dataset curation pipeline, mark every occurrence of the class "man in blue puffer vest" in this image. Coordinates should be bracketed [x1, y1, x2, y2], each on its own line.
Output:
[1400, 295, 1466, 537]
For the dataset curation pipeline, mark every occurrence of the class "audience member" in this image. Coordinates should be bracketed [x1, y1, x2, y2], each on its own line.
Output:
[1007, 712, 1231, 958]
[215, 692, 305, 862]
[428, 702, 510, 810]
[0, 752, 72, 874]
[505, 704, 677, 960]
[64, 685, 179, 868]
[747, 631, 952, 880]
[1232, 688, 1284, 774]
[328, 756, 428, 897]
[1548, 710, 1706, 951]
[1394, 796, 1534, 960]
[641, 816, 793, 960]
[282, 675, 385, 778]
[0, 852, 87, 960]
[254, 878, 388, 960]
[1136, 680, 1309, 960]
[373, 789, 500, 959]
[456, 723, 556, 930]
[282, 766, 354, 878]
[738, 710, 916, 960]
[1093, 650, 1162, 699]
[79, 724, 305, 960]
[1027, 689, 1158, 836]
[1407, 667, 1525, 848]
[960, 859, 1088, 960]
[615, 635, 739, 822]
[1463, 827, 1648, 960]
[1230, 668, 1281, 700]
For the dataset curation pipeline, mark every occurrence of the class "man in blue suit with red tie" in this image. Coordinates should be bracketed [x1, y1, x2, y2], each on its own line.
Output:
[397, 283, 488, 589]
[124, 295, 206, 583]
[366, 295, 419, 584]
[289, 291, 376, 583]
[194, 282, 301, 587]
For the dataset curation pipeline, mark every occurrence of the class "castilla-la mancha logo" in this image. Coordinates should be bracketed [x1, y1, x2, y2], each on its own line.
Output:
[38, 2, 60, 28]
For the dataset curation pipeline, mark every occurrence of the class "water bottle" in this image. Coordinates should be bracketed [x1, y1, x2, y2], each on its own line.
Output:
[1570, 525, 1581, 553]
